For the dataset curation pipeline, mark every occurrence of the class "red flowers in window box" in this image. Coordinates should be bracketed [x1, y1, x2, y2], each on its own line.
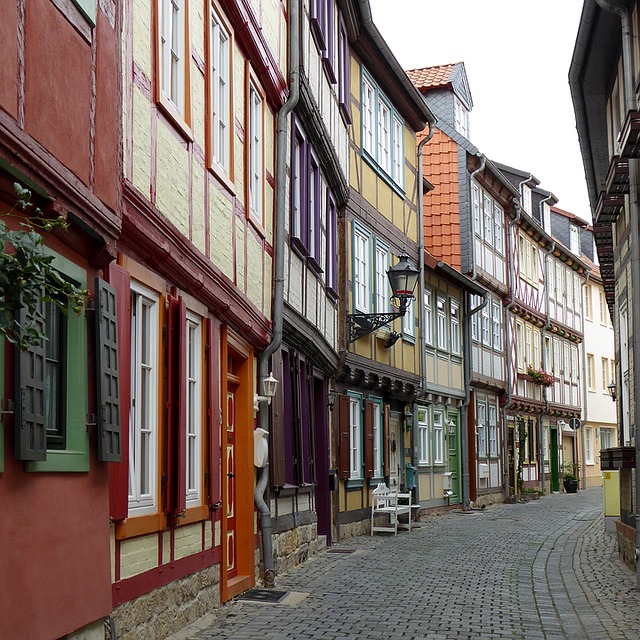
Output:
[526, 365, 554, 387]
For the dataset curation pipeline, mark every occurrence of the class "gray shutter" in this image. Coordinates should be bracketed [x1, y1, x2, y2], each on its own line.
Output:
[95, 278, 121, 462]
[15, 305, 47, 461]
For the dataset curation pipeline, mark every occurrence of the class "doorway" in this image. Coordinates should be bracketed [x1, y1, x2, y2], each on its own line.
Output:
[313, 376, 331, 545]
[550, 427, 559, 492]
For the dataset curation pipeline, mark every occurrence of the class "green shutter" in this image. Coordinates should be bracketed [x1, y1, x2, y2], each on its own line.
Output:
[95, 278, 121, 462]
[72, 0, 96, 26]
[15, 304, 47, 461]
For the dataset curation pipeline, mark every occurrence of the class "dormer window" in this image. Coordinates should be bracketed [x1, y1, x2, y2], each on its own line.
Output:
[569, 225, 580, 255]
[542, 202, 551, 233]
[521, 184, 532, 215]
[454, 96, 469, 138]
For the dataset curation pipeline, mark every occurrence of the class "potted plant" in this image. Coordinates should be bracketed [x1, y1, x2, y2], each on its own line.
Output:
[562, 462, 579, 493]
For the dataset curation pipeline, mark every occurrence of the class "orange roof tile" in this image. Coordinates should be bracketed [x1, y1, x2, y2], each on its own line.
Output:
[406, 63, 460, 91]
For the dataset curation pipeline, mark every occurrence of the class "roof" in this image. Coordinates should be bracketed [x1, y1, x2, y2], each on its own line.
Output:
[550, 205, 589, 229]
[424, 250, 487, 296]
[406, 62, 473, 110]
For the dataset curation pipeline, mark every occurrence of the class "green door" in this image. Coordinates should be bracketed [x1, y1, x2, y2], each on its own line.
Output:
[447, 414, 461, 504]
[550, 427, 559, 492]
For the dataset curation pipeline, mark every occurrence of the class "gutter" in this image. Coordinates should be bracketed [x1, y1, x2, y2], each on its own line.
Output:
[580, 272, 591, 490]
[255, 0, 300, 588]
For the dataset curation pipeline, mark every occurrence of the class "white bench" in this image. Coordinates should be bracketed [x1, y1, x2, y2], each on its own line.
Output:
[370, 482, 413, 536]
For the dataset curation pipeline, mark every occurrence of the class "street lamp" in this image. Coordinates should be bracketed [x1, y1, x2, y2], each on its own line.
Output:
[253, 372, 279, 415]
[347, 252, 420, 343]
[607, 381, 617, 401]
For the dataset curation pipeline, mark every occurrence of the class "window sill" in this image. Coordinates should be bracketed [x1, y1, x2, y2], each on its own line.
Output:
[116, 512, 166, 540]
[339, 103, 352, 126]
[345, 478, 364, 490]
[307, 255, 324, 276]
[208, 162, 236, 198]
[402, 334, 416, 344]
[25, 447, 90, 473]
[322, 57, 337, 85]
[291, 236, 310, 261]
[157, 96, 194, 144]
[247, 211, 266, 239]
[361, 150, 405, 196]
[327, 286, 339, 304]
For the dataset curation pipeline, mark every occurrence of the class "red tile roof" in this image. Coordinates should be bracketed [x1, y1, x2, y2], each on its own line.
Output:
[406, 63, 460, 91]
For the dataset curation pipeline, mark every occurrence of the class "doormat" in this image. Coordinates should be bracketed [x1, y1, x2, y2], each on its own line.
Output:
[326, 548, 356, 554]
[236, 589, 288, 603]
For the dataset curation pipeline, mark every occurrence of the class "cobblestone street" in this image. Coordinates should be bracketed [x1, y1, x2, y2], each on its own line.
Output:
[171, 489, 640, 640]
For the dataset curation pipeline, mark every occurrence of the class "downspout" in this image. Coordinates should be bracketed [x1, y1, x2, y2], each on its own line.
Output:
[580, 272, 591, 490]
[459, 154, 487, 509]
[502, 199, 523, 498]
[416, 123, 434, 506]
[255, 0, 300, 588]
[461, 292, 487, 510]
[541, 239, 556, 496]
[595, 0, 640, 589]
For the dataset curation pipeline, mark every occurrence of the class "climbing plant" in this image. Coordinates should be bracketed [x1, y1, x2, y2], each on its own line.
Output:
[0, 183, 88, 350]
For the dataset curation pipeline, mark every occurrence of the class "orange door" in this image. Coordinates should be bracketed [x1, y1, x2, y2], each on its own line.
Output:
[226, 384, 238, 579]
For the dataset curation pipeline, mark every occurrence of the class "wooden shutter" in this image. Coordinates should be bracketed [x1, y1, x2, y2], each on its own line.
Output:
[337, 394, 350, 480]
[15, 304, 47, 461]
[383, 404, 390, 477]
[293, 353, 304, 485]
[306, 363, 316, 484]
[95, 278, 121, 462]
[363, 400, 374, 478]
[269, 348, 286, 487]
[107, 263, 130, 521]
[165, 295, 187, 517]
[206, 317, 221, 508]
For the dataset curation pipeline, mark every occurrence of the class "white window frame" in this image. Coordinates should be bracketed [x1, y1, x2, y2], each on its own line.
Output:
[392, 115, 404, 187]
[585, 426, 594, 464]
[248, 82, 264, 224]
[472, 183, 482, 238]
[129, 282, 160, 514]
[374, 243, 390, 313]
[450, 299, 460, 355]
[584, 284, 592, 320]
[209, 6, 231, 174]
[418, 408, 429, 464]
[454, 95, 469, 137]
[159, 0, 187, 116]
[483, 194, 493, 245]
[362, 76, 375, 156]
[516, 321, 524, 371]
[476, 399, 487, 458]
[353, 225, 370, 312]
[424, 290, 434, 346]
[587, 354, 595, 390]
[491, 300, 502, 351]
[488, 403, 498, 457]
[570, 225, 580, 255]
[433, 411, 444, 465]
[377, 98, 391, 175]
[372, 400, 382, 478]
[494, 203, 504, 255]
[403, 296, 415, 339]
[481, 302, 490, 347]
[437, 296, 447, 350]
[185, 313, 202, 505]
[349, 396, 362, 479]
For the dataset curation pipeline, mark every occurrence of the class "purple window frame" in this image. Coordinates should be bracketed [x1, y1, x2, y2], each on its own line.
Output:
[310, 0, 326, 52]
[322, 0, 336, 84]
[291, 120, 308, 256]
[338, 14, 351, 124]
[326, 190, 338, 298]
[308, 151, 323, 274]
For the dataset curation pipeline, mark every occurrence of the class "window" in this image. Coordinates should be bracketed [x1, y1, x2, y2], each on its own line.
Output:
[248, 81, 264, 225]
[403, 297, 415, 339]
[476, 399, 487, 458]
[585, 427, 593, 464]
[570, 225, 580, 255]
[372, 400, 382, 478]
[525, 325, 532, 368]
[453, 96, 469, 138]
[600, 427, 613, 451]
[483, 194, 493, 244]
[494, 204, 504, 255]
[481, 302, 490, 347]
[311, 0, 335, 82]
[599, 291, 606, 324]
[555, 261, 563, 301]
[450, 299, 460, 355]
[491, 301, 502, 351]
[521, 184, 532, 214]
[353, 225, 370, 312]
[584, 284, 592, 320]
[424, 290, 434, 345]
[337, 14, 351, 124]
[470, 294, 479, 342]
[375, 242, 390, 313]
[472, 184, 482, 238]
[158, 0, 191, 131]
[349, 396, 362, 479]
[433, 411, 444, 465]
[520, 235, 539, 284]
[209, 5, 232, 175]
[291, 125, 306, 245]
[533, 328, 540, 370]
[307, 150, 321, 267]
[361, 70, 405, 188]
[185, 315, 202, 505]
[418, 408, 429, 464]
[129, 282, 160, 513]
[571, 346, 578, 381]
[437, 296, 447, 350]
[16, 257, 90, 471]
[516, 322, 524, 370]
[326, 192, 338, 295]
[601, 357, 609, 391]
[566, 270, 573, 310]
[542, 201, 551, 232]
[587, 354, 595, 390]
[553, 339, 560, 376]
[488, 404, 498, 457]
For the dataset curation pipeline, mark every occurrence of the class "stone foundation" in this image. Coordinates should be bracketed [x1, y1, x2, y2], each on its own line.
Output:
[110, 565, 220, 640]
[63, 620, 104, 640]
[338, 518, 370, 540]
[615, 519, 637, 570]
[270, 522, 322, 575]
[472, 491, 505, 509]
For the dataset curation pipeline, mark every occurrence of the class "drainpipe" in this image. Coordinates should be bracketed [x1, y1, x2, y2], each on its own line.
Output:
[416, 123, 434, 506]
[595, 0, 640, 589]
[580, 272, 591, 490]
[459, 154, 487, 510]
[255, 0, 300, 588]
[502, 199, 523, 498]
[461, 292, 487, 510]
[541, 240, 556, 496]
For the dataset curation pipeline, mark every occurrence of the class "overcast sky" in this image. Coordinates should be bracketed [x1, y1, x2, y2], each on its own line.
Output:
[368, 0, 590, 221]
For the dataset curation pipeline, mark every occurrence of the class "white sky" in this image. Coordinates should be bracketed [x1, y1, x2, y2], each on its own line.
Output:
[368, 0, 590, 221]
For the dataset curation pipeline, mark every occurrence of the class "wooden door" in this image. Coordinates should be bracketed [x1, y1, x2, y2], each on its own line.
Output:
[389, 412, 402, 491]
[447, 415, 460, 503]
[550, 427, 559, 492]
[225, 382, 238, 579]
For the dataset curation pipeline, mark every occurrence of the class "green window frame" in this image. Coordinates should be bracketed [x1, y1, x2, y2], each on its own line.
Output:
[25, 252, 89, 472]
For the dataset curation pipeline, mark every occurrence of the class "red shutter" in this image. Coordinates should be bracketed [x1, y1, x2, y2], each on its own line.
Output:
[107, 263, 131, 521]
[165, 295, 186, 517]
[364, 400, 374, 478]
[269, 348, 286, 487]
[383, 404, 390, 478]
[207, 318, 221, 509]
[337, 394, 350, 480]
